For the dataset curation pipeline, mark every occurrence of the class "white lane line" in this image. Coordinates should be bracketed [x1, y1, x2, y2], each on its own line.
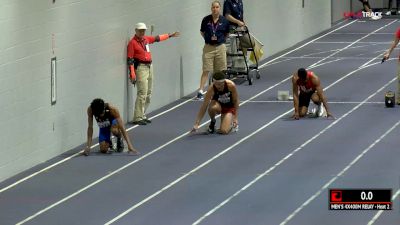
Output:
[0, 19, 357, 194]
[259, 20, 357, 68]
[261, 57, 297, 67]
[314, 41, 392, 44]
[331, 32, 394, 35]
[265, 43, 380, 67]
[246, 101, 383, 104]
[309, 19, 397, 69]
[191, 73, 397, 225]
[281, 111, 400, 225]
[300, 43, 378, 57]
[104, 110, 294, 225]
[310, 48, 391, 68]
[308, 58, 344, 69]
[284, 43, 384, 59]
[283, 56, 382, 60]
[367, 189, 400, 225]
[359, 52, 384, 69]
[0, 98, 193, 194]
[283, 43, 397, 60]
[332, 20, 346, 28]
[104, 46, 385, 225]
[16, 59, 319, 225]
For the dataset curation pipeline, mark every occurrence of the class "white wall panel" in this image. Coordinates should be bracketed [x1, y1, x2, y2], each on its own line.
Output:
[0, 0, 331, 182]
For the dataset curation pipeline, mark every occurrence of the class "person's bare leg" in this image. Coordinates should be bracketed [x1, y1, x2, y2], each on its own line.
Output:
[219, 113, 234, 134]
[208, 101, 221, 133]
[311, 93, 320, 104]
[199, 71, 210, 93]
[311, 93, 326, 117]
[111, 125, 124, 152]
[299, 106, 308, 117]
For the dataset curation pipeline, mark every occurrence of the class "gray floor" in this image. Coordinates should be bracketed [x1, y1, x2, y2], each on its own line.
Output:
[1, 18, 400, 225]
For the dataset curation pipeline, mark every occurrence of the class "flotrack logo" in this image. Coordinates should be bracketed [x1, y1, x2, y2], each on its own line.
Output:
[343, 11, 382, 19]
[344, 11, 363, 19]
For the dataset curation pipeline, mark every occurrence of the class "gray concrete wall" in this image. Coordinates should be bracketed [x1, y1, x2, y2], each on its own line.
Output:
[332, 0, 351, 23]
[0, 0, 331, 182]
[352, 0, 387, 11]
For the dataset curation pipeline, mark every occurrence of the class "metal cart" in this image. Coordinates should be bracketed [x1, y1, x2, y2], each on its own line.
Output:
[225, 26, 261, 85]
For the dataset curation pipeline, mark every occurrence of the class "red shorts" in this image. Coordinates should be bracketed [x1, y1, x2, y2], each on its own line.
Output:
[221, 107, 236, 115]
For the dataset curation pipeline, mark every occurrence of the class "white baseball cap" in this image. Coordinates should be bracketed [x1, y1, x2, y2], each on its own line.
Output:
[135, 22, 147, 30]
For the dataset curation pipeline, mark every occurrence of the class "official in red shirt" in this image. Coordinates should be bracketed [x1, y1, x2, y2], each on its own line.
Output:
[127, 22, 179, 125]
[383, 28, 400, 104]
[292, 68, 333, 120]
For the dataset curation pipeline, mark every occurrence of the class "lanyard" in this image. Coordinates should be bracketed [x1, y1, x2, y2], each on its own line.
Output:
[211, 19, 219, 35]
[139, 39, 147, 51]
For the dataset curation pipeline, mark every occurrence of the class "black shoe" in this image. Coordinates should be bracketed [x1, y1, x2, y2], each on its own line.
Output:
[116, 137, 124, 152]
[196, 92, 204, 100]
[143, 118, 151, 123]
[208, 119, 216, 133]
[132, 120, 147, 125]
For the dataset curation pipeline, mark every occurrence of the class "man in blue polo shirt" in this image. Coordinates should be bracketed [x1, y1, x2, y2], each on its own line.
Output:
[223, 0, 245, 70]
[196, 0, 230, 100]
[223, 0, 244, 28]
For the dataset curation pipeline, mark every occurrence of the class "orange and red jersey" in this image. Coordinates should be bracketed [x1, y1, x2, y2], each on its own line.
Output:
[296, 71, 316, 93]
[126, 34, 169, 80]
[127, 34, 170, 63]
[396, 28, 400, 60]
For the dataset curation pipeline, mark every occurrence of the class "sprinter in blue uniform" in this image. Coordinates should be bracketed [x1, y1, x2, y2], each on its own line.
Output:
[83, 98, 139, 156]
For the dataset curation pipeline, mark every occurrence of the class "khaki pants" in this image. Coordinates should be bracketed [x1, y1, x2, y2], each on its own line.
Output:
[133, 64, 153, 121]
[202, 44, 227, 72]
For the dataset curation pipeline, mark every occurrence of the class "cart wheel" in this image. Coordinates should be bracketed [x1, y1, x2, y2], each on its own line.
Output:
[256, 70, 261, 79]
[248, 71, 254, 85]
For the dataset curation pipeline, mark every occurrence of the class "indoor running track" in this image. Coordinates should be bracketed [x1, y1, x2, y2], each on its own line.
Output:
[1, 18, 400, 225]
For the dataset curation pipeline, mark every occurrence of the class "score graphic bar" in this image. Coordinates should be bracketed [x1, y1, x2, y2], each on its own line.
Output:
[329, 189, 392, 210]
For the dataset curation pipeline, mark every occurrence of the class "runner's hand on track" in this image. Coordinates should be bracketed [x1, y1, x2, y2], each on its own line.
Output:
[190, 124, 199, 133]
[326, 112, 336, 120]
[292, 113, 300, 120]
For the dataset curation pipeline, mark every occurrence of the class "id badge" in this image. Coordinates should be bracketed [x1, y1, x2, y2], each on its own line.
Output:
[145, 44, 150, 52]
[211, 35, 217, 41]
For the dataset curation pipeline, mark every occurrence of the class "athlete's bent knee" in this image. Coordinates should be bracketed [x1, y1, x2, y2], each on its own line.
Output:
[219, 128, 230, 135]
[111, 127, 120, 136]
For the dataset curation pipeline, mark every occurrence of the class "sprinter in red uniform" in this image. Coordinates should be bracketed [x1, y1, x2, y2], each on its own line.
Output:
[192, 71, 239, 134]
[383, 27, 400, 104]
[292, 68, 334, 120]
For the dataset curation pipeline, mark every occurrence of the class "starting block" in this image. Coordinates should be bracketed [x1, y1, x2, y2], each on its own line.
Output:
[277, 90, 290, 101]
[385, 91, 395, 108]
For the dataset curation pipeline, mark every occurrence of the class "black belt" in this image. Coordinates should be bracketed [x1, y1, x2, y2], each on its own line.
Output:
[137, 61, 152, 65]
[206, 43, 223, 46]
[133, 60, 151, 69]
[136, 62, 152, 68]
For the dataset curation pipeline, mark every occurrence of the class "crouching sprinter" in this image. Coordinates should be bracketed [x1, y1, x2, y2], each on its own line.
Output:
[84, 98, 139, 156]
